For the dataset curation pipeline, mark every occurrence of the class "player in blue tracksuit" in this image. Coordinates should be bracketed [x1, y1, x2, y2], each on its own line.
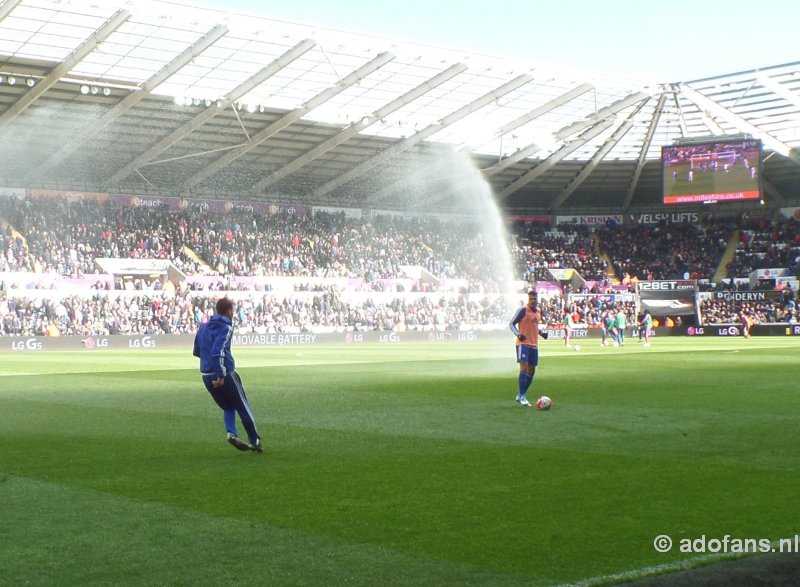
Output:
[193, 297, 262, 453]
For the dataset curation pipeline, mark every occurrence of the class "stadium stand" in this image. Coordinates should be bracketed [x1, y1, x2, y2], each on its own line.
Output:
[596, 218, 736, 282]
[1, 194, 798, 336]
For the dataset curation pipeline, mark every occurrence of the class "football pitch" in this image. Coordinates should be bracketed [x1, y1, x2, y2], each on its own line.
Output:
[2, 337, 800, 586]
[663, 161, 756, 196]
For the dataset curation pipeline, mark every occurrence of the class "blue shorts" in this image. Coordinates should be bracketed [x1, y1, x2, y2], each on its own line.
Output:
[516, 345, 539, 366]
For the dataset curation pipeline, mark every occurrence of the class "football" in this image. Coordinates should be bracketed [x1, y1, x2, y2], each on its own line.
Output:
[574, 344, 581, 352]
[536, 395, 552, 410]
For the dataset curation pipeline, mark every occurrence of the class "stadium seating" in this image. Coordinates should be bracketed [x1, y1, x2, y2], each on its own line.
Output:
[2, 195, 798, 335]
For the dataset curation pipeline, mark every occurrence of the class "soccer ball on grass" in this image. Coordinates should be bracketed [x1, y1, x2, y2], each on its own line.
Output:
[536, 395, 552, 410]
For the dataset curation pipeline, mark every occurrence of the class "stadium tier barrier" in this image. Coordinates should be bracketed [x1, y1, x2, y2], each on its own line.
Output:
[3, 323, 798, 353]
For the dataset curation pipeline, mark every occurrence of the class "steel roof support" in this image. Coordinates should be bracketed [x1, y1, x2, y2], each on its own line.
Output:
[371, 83, 595, 203]
[680, 84, 798, 160]
[0, 9, 130, 130]
[310, 73, 535, 200]
[757, 74, 800, 109]
[554, 91, 647, 138]
[250, 62, 468, 193]
[494, 83, 595, 140]
[109, 38, 316, 185]
[698, 109, 725, 135]
[496, 119, 615, 201]
[483, 91, 647, 177]
[184, 51, 395, 190]
[549, 100, 647, 211]
[622, 92, 665, 211]
[668, 86, 690, 138]
[0, 0, 23, 21]
[34, 24, 229, 178]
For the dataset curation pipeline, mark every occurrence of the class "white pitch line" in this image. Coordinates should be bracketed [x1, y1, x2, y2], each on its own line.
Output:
[560, 536, 798, 587]
[560, 551, 740, 587]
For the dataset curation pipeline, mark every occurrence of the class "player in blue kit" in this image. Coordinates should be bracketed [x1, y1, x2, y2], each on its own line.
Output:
[509, 289, 549, 407]
[193, 297, 263, 452]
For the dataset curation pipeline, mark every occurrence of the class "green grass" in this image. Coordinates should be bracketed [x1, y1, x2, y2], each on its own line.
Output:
[664, 161, 757, 196]
[2, 337, 800, 586]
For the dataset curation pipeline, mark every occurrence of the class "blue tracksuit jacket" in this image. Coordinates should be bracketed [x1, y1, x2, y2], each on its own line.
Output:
[193, 314, 235, 379]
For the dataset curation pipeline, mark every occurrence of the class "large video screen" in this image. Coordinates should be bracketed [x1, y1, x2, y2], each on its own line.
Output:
[662, 139, 762, 205]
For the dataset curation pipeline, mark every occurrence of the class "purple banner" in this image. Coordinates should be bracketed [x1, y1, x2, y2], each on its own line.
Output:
[111, 194, 310, 217]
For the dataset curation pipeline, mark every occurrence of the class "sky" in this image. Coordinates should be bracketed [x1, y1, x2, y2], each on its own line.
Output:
[190, 0, 799, 83]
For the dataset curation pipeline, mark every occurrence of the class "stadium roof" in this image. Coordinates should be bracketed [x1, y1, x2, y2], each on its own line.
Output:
[0, 0, 798, 213]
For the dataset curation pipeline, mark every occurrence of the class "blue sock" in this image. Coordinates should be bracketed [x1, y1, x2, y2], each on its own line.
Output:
[223, 410, 237, 436]
[524, 372, 534, 393]
[518, 373, 532, 396]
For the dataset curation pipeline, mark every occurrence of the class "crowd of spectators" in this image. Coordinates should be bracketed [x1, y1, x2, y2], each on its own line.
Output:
[513, 221, 608, 283]
[185, 209, 519, 291]
[6, 283, 793, 337]
[0, 197, 205, 276]
[726, 216, 800, 279]
[0, 286, 657, 338]
[3, 195, 800, 336]
[0, 289, 516, 337]
[597, 218, 735, 282]
[699, 294, 797, 325]
[2, 198, 515, 287]
[8, 196, 771, 289]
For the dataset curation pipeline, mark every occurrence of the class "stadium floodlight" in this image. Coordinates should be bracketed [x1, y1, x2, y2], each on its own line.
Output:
[80, 85, 90, 94]
[90, 86, 99, 95]
[7, 76, 15, 85]
[102, 87, 111, 96]
[204, 98, 212, 107]
[0, 76, 4, 84]
[26, 78, 35, 87]
[215, 99, 223, 108]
